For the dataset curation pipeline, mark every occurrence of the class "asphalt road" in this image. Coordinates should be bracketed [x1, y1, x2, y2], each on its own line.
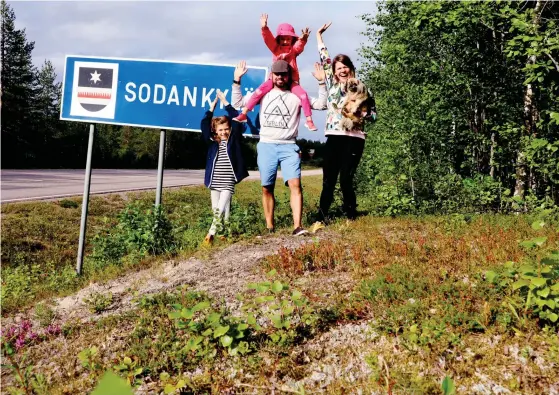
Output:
[0, 169, 323, 203]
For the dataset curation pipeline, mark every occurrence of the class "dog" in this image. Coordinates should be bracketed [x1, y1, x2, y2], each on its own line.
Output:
[339, 78, 376, 132]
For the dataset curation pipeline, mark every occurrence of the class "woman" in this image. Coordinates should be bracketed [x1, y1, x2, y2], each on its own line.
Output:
[316, 22, 376, 221]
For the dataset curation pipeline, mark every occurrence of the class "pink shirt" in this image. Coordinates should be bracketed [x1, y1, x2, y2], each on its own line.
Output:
[261, 26, 307, 83]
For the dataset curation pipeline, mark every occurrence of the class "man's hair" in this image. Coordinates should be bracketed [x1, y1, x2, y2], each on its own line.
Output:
[332, 54, 356, 82]
[211, 116, 230, 133]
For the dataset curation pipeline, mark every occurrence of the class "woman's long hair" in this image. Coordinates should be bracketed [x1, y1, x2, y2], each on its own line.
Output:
[332, 54, 356, 83]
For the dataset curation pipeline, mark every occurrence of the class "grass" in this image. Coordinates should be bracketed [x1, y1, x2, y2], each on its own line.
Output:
[0, 176, 324, 315]
[2, 178, 558, 394]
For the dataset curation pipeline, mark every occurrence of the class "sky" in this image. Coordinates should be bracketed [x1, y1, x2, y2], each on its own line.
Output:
[10, 0, 377, 142]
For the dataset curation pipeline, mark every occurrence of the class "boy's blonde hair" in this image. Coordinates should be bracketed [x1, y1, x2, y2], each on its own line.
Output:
[211, 116, 230, 130]
[211, 116, 231, 140]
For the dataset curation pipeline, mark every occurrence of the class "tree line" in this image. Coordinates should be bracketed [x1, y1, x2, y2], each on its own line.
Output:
[356, 0, 558, 213]
[3, 0, 557, 214]
[0, 1, 324, 170]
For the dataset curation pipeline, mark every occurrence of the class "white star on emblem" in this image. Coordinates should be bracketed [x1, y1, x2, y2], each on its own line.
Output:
[90, 70, 101, 84]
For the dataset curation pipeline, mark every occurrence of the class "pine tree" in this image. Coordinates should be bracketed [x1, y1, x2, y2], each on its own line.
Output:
[35, 59, 61, 164]
[1, 0, 39, 167]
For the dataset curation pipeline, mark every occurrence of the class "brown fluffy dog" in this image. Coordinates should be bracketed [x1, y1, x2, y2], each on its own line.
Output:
[340, 78, 375, 131]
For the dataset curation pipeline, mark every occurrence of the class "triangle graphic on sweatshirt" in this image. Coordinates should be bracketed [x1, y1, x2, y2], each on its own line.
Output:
[263, 94, 292, 128]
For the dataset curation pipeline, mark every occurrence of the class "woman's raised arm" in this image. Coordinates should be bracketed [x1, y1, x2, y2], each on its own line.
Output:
[316, 22, 333, 88]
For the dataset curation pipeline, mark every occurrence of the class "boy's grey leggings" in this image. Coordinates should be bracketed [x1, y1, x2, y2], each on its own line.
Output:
[208, 189, 232, 236]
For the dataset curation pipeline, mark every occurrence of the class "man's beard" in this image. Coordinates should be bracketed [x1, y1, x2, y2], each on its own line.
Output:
[274, 79, 288, 89]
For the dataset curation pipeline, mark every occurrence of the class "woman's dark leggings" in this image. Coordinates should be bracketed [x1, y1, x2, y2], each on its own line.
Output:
[319, 135, 365, 219]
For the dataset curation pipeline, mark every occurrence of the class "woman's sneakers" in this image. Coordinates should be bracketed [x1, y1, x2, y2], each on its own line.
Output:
[305, 120, 318, 131]
[233, 113, 248, 123]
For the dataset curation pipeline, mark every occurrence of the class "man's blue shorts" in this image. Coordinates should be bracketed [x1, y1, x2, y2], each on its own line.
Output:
[257, 142, 301, 187]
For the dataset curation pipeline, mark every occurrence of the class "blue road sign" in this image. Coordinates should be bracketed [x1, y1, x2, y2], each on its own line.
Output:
[60, 55, 268, 135]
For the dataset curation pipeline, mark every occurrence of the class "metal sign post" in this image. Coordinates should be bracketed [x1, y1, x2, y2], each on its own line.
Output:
[155, 129, 166, 207]
[76, 124, 95, 275]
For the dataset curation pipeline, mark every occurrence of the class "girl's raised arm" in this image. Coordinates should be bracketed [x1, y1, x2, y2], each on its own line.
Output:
[260, 13, 278, 54]
[291, 27, 310, 56]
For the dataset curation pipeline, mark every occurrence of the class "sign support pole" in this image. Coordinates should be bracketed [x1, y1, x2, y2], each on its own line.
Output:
[76, 124, 95, 275]
[155, 129, 166, 207]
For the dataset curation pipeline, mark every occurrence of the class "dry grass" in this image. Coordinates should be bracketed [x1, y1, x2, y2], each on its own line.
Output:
[2, 212, 557, 394]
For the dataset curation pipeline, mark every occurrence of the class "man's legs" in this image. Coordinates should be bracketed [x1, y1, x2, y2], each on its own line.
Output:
[287, 178, 303, 229]
[277, 144, 304, 231]
[257, 142, 279, 231]
[262, 185, 275, 230]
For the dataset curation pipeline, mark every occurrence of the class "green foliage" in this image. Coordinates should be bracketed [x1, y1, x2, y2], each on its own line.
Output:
[33, 303, 56, 328]
[240, 270, 318, 347]
[91, 203, 176, 265]
[77, 346, 101, 372]
[441, 376, 456, 395]
[83, 292, 113, 314]
[168, 298, 251, 359]
[485, 221, 559, 328]
[112, 356, 144, 387]
[91, 371, 134, 395]
[59, 199, 79, 209]
[0, 352, 49, 395]
[166, 273, 318, 361]
[357, 0, 559, 215]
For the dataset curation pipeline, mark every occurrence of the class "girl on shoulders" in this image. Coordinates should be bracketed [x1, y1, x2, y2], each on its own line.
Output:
[233, 13, 318, 132]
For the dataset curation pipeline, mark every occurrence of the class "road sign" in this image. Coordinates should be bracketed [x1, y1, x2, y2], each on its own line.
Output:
[60, 55, 267, 135]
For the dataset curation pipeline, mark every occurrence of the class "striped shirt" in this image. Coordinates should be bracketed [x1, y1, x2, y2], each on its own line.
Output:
[210, 140, 236, 193]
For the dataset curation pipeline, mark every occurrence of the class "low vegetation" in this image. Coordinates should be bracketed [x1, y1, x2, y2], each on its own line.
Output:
[1, 176, 324, 315]
[2, 183, 558, 392]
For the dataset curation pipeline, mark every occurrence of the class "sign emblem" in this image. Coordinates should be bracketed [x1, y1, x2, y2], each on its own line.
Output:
[69, 61, 119, 119]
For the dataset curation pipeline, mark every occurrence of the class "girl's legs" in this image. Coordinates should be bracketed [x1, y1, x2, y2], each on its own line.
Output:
[219, 190, 232, 223]
[233, 79, 274, 122]
[291, 83, 317, 131]
[207, 189, 233, 237]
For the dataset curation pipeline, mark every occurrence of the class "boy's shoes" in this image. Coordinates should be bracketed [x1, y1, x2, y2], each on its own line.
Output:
[203, 234, 214, 245]
[267, 227, 275, 234]
[292, 227, 308, 236]
[305, 120, 318, 131]
[233, 113, 248, 123]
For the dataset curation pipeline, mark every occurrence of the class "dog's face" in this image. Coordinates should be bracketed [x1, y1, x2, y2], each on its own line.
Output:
[346, 78, 367, 96]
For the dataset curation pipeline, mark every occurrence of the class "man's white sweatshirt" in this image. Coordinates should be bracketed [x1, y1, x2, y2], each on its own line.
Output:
[257, 89, 301, 143]
[230, 81, 328, 144]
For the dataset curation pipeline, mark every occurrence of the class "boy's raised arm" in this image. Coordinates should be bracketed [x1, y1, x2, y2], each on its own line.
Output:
[201, 95, 218, 141]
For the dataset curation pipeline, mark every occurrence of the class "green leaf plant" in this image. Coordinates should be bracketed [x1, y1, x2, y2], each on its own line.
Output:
[485, 221, 559, 328]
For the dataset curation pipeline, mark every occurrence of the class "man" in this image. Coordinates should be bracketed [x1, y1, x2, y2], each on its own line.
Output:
[231, 59, 327, 235]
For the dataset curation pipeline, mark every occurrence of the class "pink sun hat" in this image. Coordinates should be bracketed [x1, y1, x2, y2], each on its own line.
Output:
[276, 23, 299, 39]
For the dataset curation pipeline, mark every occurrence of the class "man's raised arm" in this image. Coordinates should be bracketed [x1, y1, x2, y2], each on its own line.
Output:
[310, 62, 327, 110]
[231, 60, 249, 109]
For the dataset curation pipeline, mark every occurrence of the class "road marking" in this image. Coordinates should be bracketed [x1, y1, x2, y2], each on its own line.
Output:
[1, 179, 44, 182]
